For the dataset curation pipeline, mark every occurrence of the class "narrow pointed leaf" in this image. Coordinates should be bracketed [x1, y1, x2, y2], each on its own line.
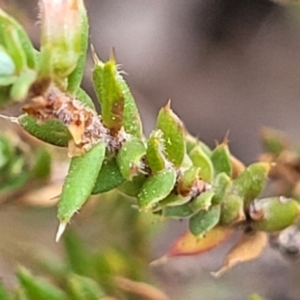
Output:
[185, 130, 211, 157]
[92, 51, 104, 106]
[189, 205, 221, 238]
[0, 9, 36, 70]
[117, 72, 143, 138]
[231, 162, 270, 208]
[189, 144, 214, 182]
[211, 172, 231, 205]
[117, 139, 146, 180]
[67, 4, 89, 94]
[2, 26, 26, 72]
[138, 169, 176, 210]
[156, 101, 185, 167]
[17, 267, 67, 300]
[92, 52, 143, 137]
[211, 142, 232, 177]
[0, 9, 36, 72]
[212, 231, 267, 277]
[19, 115, 71, 147]
[68, 274, 105, 300]
[92, 157, 125, 194]
[58, 142, 106, 223]
[146, 129, 169, 173]
[100, 58, 124, 133]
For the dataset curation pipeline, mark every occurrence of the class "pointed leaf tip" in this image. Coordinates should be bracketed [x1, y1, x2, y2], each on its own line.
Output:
[165, 99, 171, 110]
[91, 44, 101, 64]
[55, 222, 67, 242]
[0, 114, 19, 124]
[109, 47, 117, 63]
[149, 255, 168, 267]
[212, 231, 267, 277]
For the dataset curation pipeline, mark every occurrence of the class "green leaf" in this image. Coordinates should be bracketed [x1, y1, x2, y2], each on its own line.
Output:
[67, 4, 89, 94]
[63, 230, 93, 276]
[100, 58, 124, 133]
[13, 288, 28, 300]
[68, 274, 106, 300]
[211, 141, 232, 177]
[146, 129, 169, 173]
[220, 194, 245, 225]
[19, 115, 71, 147]
[0, 75, 18, 86]
[75, 88, 95, 110]
[0, 9, 36, 71]
[162, 203, 194, 219]
[158, 192, 190, 208]
[92, 157, 125, 194]
[117, 139, 146, 180]
[58, 142, 106, 224]
[189, 143, 214, 182]
[92, 51, 104, 107]
[0, 281, 10, 300]
[260, 127, 288, 156]
[177, 166, 200, 197]
[17, 267, 67, 300]
[117, 72, 143, 138]
[92, 51, 143, 137]
[0, 9, 36, 69]
[0, 47, 16, 76]
[10, 69, 37, 101]
[117, 175, 146, 199]
[2, 26, 26, 72]
[211, 172, 231, 205]
[0, 86, 11, 108]
[250, 197, 300, 232]
[190, 190, 215, 212]
[156, 101, 185, 167]
[0, 135, 13, 171]
[138, 169, 176, 211]
[32, 149, 51, 179]
[189, 205, 221, 238]
[231, 162, 270, 208]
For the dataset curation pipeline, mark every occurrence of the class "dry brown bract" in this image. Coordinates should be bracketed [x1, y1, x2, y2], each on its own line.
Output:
[22, 86, 109, 156]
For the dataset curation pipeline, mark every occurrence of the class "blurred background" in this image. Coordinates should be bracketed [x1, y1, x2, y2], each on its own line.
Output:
[2, 0, 300, 299]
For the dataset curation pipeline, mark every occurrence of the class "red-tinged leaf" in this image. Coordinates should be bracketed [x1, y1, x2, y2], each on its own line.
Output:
[150, 226, 233, 266]
[211, 231, 267, 278]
